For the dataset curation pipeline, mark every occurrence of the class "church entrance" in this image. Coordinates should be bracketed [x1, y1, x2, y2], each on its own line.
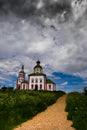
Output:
[35, 85, 38, 90]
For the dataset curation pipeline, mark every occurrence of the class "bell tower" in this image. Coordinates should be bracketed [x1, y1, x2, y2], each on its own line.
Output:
[16, 65, 25, 89]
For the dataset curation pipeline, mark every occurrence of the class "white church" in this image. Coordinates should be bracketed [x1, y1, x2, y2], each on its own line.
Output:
[16, 60, 56, 91]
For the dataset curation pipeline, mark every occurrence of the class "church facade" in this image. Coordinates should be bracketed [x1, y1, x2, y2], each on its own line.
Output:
[16, 60, 56, 91]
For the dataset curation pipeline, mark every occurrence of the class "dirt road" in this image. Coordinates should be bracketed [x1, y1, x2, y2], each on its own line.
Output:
[14, 95, 75, 130]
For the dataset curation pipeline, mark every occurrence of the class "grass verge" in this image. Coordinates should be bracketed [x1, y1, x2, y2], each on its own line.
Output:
[0, 90, 65, 130]
[66, 92, 87, 130]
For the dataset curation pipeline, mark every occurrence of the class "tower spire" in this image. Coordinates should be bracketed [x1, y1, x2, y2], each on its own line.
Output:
[36, 60, 40, 65]
[22, 65, 24, 71]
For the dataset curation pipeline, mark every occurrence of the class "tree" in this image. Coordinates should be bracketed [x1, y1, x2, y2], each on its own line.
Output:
[1, 86, 7, 90]
[84, 87, 87, 96]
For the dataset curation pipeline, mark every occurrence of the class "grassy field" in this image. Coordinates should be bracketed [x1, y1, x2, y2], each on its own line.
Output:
[66, 92, 87, 130]
[0, 90, 65, 130]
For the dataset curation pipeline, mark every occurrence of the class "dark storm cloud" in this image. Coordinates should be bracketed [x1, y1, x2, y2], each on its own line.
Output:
[0, 0, 37, 16]
[0, 0, 87, 90]
[0, 0, 71, 19]
[40, 0, 71, 18]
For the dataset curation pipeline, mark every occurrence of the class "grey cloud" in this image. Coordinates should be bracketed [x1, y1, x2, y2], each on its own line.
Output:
[0, 0, 37, 16]
[0, 0, 87, 85]
[42, 0, 71, 17]
[0, 0, 87, 24]
[0, 0, 71, 21]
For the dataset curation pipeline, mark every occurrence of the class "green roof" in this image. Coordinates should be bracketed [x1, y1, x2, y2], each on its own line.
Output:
[46, 79, 56, 84]
[34, 60, 42, 69]
[22, 80, 28, 83]
[29, 73, 46, 76]
[34, 65, 42, 69]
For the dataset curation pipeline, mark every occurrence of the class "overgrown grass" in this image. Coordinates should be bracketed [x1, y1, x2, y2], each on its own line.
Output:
[0, 90, 65, 130]
[66, 92, 87, 130]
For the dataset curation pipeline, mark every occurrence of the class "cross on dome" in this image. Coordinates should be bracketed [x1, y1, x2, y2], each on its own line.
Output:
[36, 60, 40, 65]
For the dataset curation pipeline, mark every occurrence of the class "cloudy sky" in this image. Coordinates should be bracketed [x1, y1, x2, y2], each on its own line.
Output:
[0, 0, 87, 92]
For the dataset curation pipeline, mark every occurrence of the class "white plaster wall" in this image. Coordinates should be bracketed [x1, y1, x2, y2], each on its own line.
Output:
[29, 76, 45, 90]
[21, 83, 27, 90]
[34, 68, 42, 73]
[18, 77, 24, 84]
[47, 84, 55, 91]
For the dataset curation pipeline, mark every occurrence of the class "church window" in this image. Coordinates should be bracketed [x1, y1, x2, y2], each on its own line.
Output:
[49, 85, 51, 89]
[35, 79, 38, 83]
[40, 79, 42, 83]
[31, 84, 34, 89]
[23, 85, 25, 90]
[40, 84, 42, 90]
[31, 79, 34, 83]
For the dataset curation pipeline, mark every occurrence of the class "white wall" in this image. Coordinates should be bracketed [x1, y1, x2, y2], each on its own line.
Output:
[21, 83, 27, 90]
[29, 76, 45, 90]
[47, 84, 56, 91]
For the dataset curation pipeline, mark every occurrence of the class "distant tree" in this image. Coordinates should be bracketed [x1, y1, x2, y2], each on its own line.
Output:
[84, 87, 87, 96]
[1, 86, 14, 91]
[1, 86, 7, 90]
[8, 87, 14, 90]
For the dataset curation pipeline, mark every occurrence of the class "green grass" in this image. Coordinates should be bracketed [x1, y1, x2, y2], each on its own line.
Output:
[66, 92, 87, 130]
[0, 90, 65, 130]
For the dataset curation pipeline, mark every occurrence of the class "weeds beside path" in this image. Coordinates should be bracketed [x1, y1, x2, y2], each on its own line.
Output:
[14, 95, 75, 130]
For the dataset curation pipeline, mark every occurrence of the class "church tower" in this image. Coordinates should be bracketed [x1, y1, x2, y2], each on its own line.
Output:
[16, 65, 25, 89]
[34, 60, 43, 73]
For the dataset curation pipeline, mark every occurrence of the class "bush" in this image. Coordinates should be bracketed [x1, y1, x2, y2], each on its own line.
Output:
[84, 87, 87, 96]
[0, 90, 65, 130]
[66, 92, 87, 130]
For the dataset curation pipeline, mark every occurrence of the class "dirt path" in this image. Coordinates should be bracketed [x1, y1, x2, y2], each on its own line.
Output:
[14, 95, 75, 130]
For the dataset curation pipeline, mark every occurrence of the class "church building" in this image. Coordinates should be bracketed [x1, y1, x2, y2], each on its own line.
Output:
[16, 60, 56, 91]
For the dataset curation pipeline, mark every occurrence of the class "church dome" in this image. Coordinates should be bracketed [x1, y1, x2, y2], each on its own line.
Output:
[34, 60, 43, 73]
[34, 60, 42, 69]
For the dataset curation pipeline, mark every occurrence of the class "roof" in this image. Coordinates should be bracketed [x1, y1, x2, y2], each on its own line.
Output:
[29, 73, 46, 76]
[46, 79, 56, 85]
[34, 64, 42, 69]
[34, 60, 42, 69]
[19, 71, 25, 74]
[22, 80, 28, 83]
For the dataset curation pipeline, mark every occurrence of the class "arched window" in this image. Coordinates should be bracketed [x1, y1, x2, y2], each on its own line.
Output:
[49, 85, 51, 89]
[31, 78, 34, 83]
[40, 79, 42, 83]
[23, 85, 25, 90]
[31, 84, 34, 89]
[40, 84, 42, 90]
[35, 78, 38, 83]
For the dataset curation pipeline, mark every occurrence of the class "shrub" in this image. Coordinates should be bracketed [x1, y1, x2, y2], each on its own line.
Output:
[84, 87, 87, 96]
[66, 92, 87, 130]
[0, 90, 65, 130]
